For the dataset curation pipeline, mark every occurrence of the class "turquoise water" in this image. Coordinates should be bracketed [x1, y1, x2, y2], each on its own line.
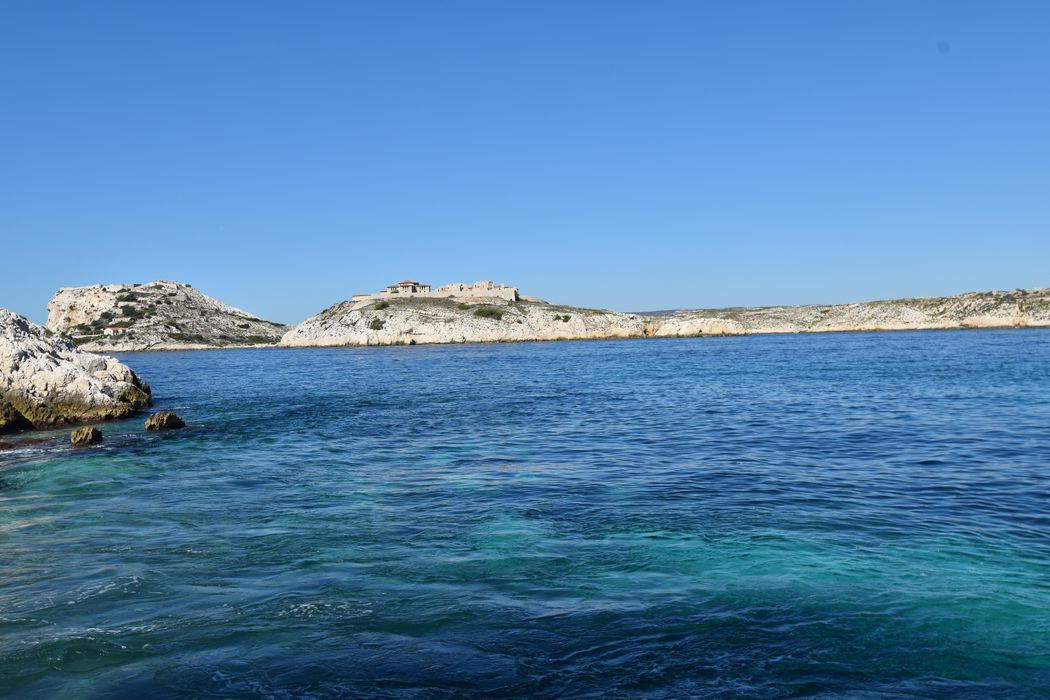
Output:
[1, 330, 1049, 698]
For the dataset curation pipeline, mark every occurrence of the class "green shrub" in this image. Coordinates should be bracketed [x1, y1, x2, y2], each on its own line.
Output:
[374, 300, 390, 310]
[245, 335, 270, 344]
[120, 305, 141, 317]
[457, 303, 469, 310]
[116, 292, 139, 302]
[369, 319, 385, 331]
[110, 320, 134, 328]
[237, 323, 250, 329]
[557, 314, 571, 322]
[474, 306, 504, 321]
[171, 332, 207, 343]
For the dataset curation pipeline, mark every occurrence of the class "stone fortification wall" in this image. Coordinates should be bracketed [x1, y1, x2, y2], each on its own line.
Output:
[369, 281, 519, 302]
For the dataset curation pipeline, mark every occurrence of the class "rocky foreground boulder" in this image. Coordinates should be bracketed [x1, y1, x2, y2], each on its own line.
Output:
[1, 308, 151, 433]
[144, 411, 186, 431]
[46, 280, 289, 351]
[280, 297, 646, 347]
[70, 426, 103, 446]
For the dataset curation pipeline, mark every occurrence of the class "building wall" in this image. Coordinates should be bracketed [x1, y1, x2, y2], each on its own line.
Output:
[373, 288, 517, 302]
[365, 281, 519, 302]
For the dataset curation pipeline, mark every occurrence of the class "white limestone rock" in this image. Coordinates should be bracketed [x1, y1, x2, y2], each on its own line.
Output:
[1, 308, 151, 433]
[647, 289, 1050, 337]
[46, 280, 289, 351]
[280, 298, 646, 347]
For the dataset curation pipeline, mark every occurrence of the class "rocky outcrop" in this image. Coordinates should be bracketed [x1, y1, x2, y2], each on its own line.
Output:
[70, 426, 103, 446]
[46, 280, 289, 351]
[1, 308, 152, 433]
[646, 288, 1050, 337]
[280, 297, 646, 347]
[145, 411, 186, 431]
[1, 399, 33, 433]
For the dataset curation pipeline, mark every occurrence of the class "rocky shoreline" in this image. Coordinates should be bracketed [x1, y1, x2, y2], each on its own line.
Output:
[647, 288, 1050, 338]
[280, 287, 1050, 348]
[1, 309, 151, 434]
[27, 281, 1050, 352]
[3, 283, 1048, 436]
[279, 297, 646, 347]
[46, 280, 288, 352]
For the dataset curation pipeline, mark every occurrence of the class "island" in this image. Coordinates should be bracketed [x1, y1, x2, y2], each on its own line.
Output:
[35, 278, 1050, 353]
[46, 280, 289, 351]
[280, 280, 1050, 347]
[280, 279, 645, 347]
[649, 288, 1050, 336]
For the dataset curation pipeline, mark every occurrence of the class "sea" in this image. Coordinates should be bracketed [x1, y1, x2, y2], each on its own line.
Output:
[1, 330, 1048, 698]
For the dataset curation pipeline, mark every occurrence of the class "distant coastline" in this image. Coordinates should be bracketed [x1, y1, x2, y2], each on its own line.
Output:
[37, 279, 1050, 352]
[7, 282, 1045, 436]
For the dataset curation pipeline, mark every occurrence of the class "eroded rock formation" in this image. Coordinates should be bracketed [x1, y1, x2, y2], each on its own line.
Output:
[1, 308, 151, 433]
[144, 411, 186, 431]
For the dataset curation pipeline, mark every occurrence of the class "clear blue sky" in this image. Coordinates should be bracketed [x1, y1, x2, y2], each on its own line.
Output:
[2, 1, 1047, 323]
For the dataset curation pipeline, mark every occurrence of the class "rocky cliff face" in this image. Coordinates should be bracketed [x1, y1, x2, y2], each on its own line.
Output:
[647, 288, 1050, 337]
[1, 308, 151, 433]
[42, 283, 1050, 353]
[279, 297, 645, 347]
[281, 288, 1050, 348]
[46, 281, 289, 351]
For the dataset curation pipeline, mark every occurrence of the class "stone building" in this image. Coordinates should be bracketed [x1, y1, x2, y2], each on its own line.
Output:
[385, 279, 431, 294]
[434, 281, 518, 302]
[354, 279, 519, 303]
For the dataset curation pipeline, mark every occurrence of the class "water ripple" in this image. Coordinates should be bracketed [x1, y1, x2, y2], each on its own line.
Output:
[1, 331, 1049, 697]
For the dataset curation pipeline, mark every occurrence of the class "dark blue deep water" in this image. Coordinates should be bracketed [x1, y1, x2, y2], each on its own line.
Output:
[2, 330, 1049, 698]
